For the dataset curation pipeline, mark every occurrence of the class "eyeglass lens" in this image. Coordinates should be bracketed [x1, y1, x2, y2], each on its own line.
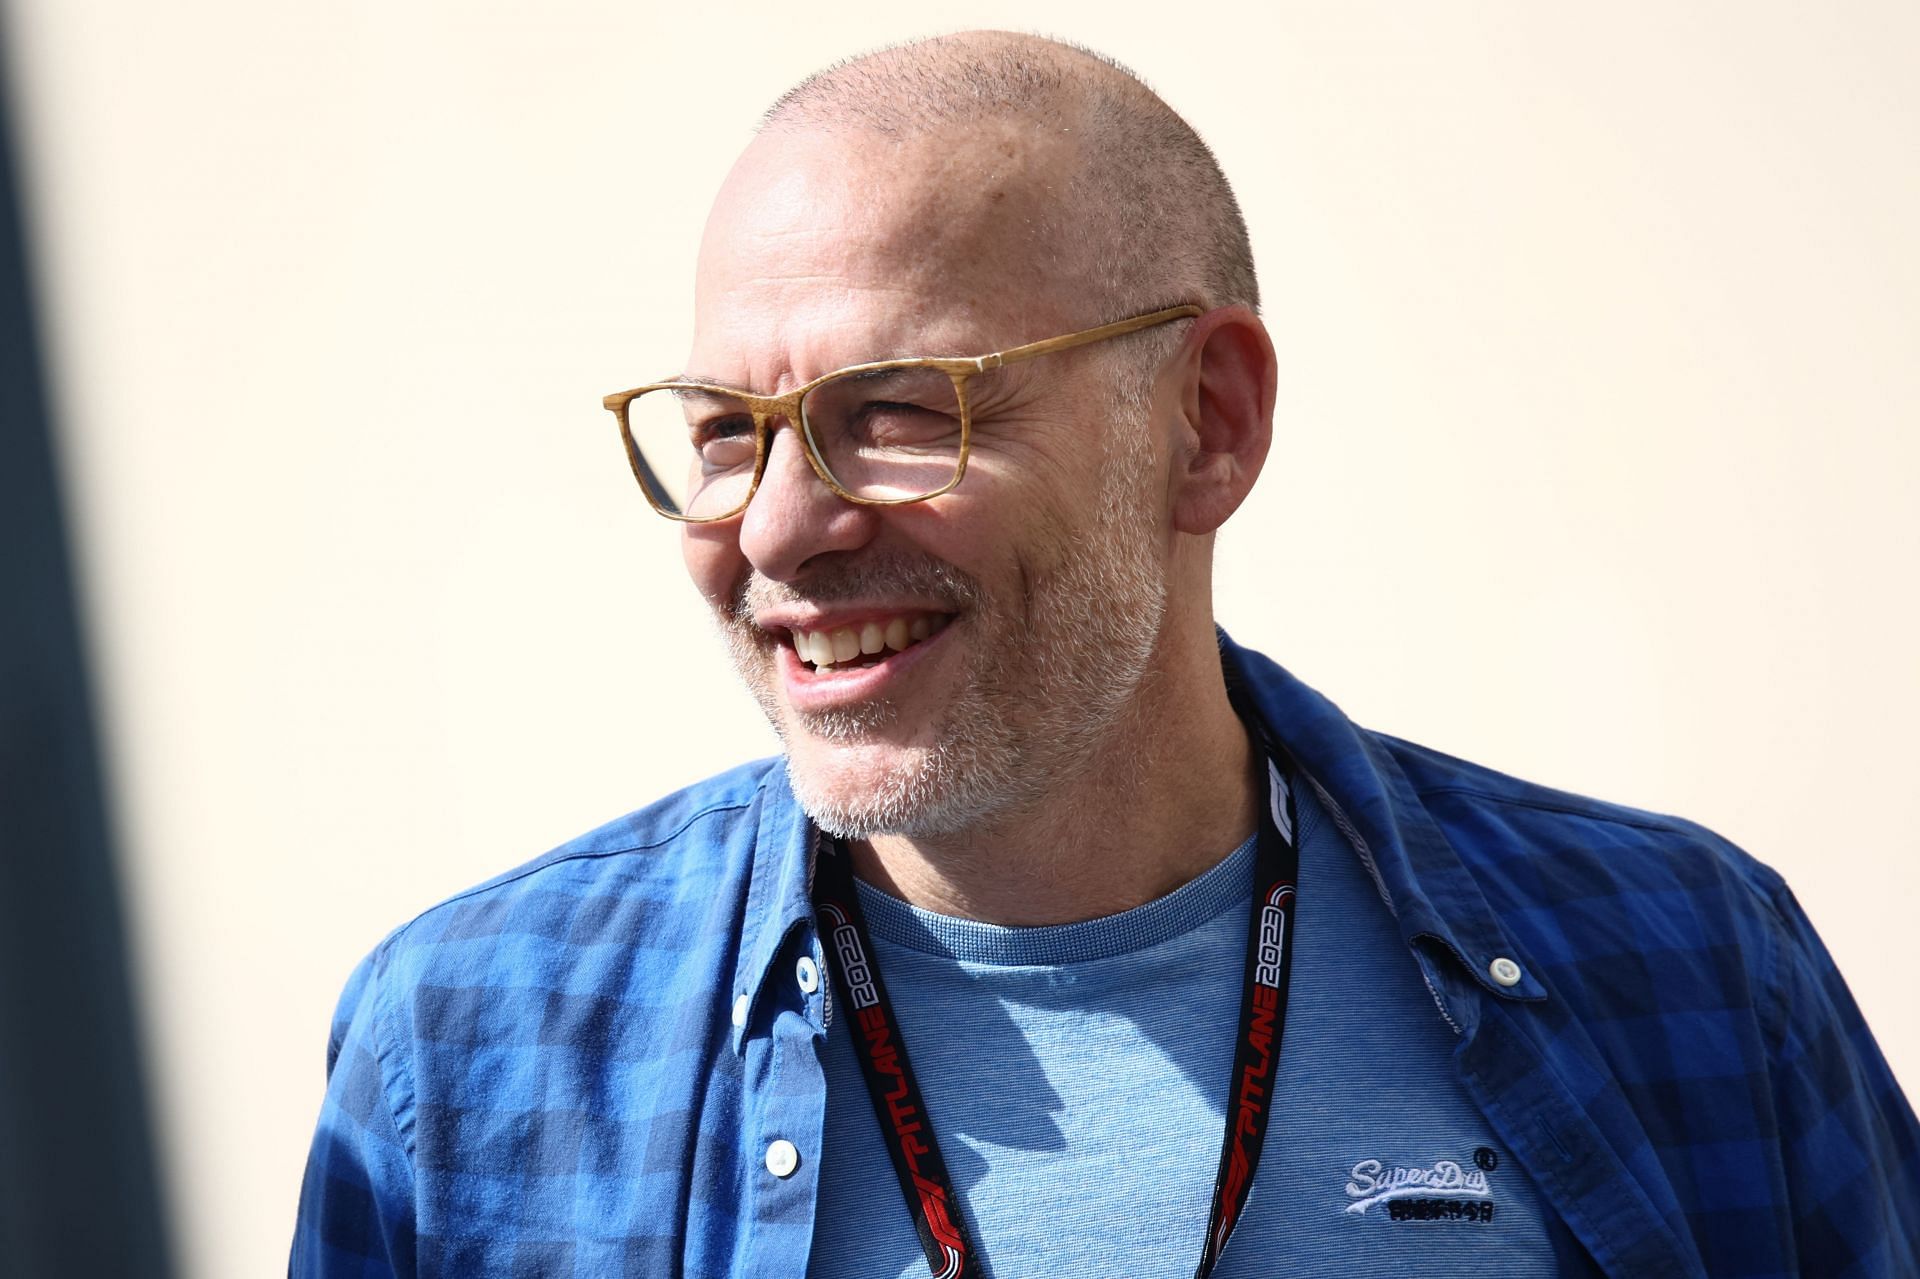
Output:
[624, 366, 969, 518]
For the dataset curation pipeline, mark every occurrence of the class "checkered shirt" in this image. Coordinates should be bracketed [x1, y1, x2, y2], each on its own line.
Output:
[291, 633, 1920, 1276]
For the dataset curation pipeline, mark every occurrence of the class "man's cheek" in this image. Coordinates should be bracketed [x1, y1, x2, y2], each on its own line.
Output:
[681, 528, 748, 614]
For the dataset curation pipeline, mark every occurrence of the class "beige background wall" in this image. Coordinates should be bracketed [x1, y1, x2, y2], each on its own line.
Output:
[6, 2, 1915, 1275]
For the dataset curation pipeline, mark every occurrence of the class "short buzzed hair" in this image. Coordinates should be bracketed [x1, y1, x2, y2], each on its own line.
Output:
[762, 32, 1260, 321]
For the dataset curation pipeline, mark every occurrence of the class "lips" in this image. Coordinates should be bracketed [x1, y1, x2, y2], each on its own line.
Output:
[788, 612, 952, 671]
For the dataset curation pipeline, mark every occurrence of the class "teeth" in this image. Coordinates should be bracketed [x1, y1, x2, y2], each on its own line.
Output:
[792, 615, 948, 669]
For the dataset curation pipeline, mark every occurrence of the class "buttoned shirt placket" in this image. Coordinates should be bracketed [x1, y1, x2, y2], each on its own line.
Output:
[729, 798, 832, 1277]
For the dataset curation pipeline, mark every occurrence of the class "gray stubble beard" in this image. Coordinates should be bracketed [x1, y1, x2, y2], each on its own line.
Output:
[716, 397, 1169, 840]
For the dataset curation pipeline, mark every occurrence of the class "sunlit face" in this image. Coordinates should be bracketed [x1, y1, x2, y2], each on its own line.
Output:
[682, 125, 1178, 837]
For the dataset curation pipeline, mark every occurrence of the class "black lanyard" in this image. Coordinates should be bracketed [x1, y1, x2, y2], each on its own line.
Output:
[812, 747, 1300, 1279]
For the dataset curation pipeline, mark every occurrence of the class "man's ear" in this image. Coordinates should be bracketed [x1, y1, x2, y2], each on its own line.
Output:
[1167, 306, 1276, 536]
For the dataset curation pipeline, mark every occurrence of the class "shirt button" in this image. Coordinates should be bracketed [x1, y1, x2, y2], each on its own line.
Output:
[764, 1139, 800, 1178]
[796, 954, 820, 995]
[730, 993, 749, 1027]
[1488, 957, 1524, 987]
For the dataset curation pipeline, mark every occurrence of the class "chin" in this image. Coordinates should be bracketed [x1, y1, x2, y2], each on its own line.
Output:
[780, 730, 1010, 840]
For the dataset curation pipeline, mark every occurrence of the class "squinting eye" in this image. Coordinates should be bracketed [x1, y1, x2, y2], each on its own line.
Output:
[852, 401, 960, 445]
[693, 416, 756, 466]
[690, 414, 752, 443]
[859, 400, 935, 421]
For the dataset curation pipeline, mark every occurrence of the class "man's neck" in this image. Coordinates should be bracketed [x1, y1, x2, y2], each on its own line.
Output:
[850, 643, 1260, 927]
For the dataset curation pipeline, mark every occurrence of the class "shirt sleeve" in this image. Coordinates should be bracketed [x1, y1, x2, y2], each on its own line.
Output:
[1763, 881, 1920, 1277]
[290, 948, 419, 1278]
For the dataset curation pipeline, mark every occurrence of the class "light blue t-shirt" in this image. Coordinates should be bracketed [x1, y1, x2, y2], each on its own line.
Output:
[807, 776, 1569, 1278]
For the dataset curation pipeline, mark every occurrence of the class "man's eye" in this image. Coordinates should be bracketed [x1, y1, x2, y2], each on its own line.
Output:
[692, 416, 756, 466]
[691, 415, 753, 442]
[853, 401, 960, 446]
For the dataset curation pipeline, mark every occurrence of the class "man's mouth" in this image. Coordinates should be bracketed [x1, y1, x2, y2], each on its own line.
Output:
[788, 612, 952, 672]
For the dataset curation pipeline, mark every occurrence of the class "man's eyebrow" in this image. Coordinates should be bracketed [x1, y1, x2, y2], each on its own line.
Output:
[657, 364, 922, 393]
[835, 366, 921, 385]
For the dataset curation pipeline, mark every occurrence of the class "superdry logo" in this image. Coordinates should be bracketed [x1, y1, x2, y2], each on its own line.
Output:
[820, 902, 878, 1010]
[1344, 1153, 1495, 1219]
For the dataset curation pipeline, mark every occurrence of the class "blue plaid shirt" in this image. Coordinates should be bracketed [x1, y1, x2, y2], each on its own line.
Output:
[292, 633, 1920, 1276]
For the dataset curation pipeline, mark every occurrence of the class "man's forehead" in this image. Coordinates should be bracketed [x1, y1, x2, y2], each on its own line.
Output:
[688, 121, 1087, 379]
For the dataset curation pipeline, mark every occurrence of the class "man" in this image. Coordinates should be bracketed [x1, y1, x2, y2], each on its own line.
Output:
[293, 31, 1918, 1278]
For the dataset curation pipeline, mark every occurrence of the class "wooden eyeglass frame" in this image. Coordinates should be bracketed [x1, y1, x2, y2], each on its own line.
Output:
[601, 303, 1204, 522]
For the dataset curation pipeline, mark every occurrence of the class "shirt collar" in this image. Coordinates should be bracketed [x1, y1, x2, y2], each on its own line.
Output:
[1220, 628, 1545, 1003]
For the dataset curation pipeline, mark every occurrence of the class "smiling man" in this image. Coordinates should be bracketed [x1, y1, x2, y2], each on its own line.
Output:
[293, 32, 1918, 1279]
[683, 94, 1262, 927]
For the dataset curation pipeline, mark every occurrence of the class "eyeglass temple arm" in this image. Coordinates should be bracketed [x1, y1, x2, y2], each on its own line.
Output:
[973, 304, 1204, 371]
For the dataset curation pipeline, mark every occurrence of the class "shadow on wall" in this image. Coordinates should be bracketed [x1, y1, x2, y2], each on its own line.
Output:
[0, 35, 175, 1279]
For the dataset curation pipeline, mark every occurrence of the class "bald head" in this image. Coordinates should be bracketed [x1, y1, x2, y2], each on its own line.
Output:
[758, 31, 1259, 321]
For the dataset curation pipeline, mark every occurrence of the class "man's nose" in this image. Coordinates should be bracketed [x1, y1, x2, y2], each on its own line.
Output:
[736, 420, 880, 581]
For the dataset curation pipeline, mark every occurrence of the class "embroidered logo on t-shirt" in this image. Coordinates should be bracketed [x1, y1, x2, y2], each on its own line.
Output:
[1343, 1149, 1498, 1222]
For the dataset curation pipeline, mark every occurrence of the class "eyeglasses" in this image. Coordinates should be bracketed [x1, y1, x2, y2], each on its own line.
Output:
[600, 304, 1203, 522]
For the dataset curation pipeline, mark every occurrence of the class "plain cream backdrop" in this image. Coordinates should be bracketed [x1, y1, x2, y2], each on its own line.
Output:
[7, 2, 1916, 1275]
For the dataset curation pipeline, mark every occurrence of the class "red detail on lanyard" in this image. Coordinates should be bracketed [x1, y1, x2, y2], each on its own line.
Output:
[1218, 979, 1279, 1244]
[914, 1175, 968, 1263]
[858, 1002, 970, 1266]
